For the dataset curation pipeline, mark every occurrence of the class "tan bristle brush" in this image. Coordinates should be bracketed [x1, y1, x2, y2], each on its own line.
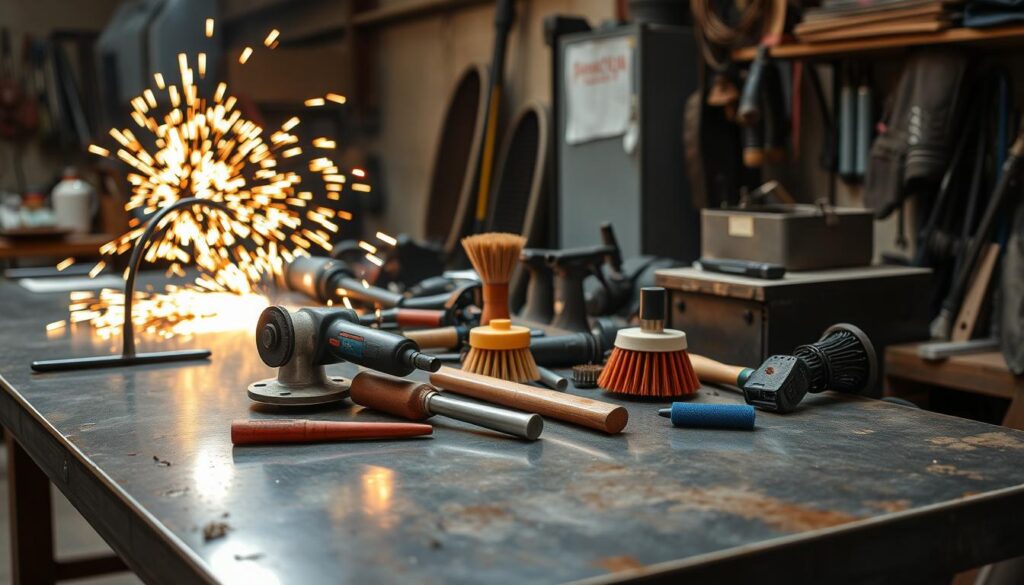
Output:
[598, 287, 700, 398]
[461, 232, 525, 325]
[462, 319, 540, 383]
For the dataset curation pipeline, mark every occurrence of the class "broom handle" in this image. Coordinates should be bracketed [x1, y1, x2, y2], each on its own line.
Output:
[430, 367, 628, 434]
[689, 354, 754, 387]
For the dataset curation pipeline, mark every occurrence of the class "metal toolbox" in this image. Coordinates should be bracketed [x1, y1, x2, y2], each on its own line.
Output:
[701, 205, 874, 270]
[655, 266, 932, 394]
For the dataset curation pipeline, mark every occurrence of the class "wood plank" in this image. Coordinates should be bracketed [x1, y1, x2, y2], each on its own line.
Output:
[952, 244, 1000, 342]
[733, 24, 1024, 61]
[0, 234, 112, 261]
[885, 343, 1023, 400]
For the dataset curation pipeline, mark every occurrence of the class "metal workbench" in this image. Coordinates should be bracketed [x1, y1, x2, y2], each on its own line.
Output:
[3, 279, 1024, 584]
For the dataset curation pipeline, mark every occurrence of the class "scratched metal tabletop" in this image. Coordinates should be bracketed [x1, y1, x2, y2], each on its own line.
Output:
[2, 279, 1024, 585]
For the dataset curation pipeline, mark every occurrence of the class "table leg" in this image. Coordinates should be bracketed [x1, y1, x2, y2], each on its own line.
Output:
[1001, 390, 1024, 431]
[5, 429, 57, 585]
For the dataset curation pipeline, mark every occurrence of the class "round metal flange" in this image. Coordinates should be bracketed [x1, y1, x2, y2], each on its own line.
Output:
[821, 323, 878, 392]
[247, 376, 350, 406]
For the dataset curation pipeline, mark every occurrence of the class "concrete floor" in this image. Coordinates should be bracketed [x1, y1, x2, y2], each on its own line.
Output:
[0, 449, 141, 584]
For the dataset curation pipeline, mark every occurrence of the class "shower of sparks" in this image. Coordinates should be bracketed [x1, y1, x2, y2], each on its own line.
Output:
[52, 22, 368, 340]
[66, 287, 269, 340]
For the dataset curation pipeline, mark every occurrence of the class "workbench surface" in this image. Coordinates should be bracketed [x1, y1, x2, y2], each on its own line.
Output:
[3, 279, 1024, 584]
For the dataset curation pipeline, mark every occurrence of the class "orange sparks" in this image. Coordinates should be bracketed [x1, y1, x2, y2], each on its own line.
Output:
[56, 257, 75, 271]
[154, 72, 166, 89]
[304, 97, 325, 107]
[282, 117, 300, 132]
[312, 137, 336, 149]
[88, 144, 110, 157]
[365, 254, 383, 267]
[206, 18, 215, 37]
[264, 29, 280, 47]
[46, 320, 67, 332]
[358, 241, 377, 254]
[239, 47, 253, 64]
[88, 261, 106, 278]
[352, 183, 372, 193]
[352, 168, 366, 178]
[198, 53, 207, 78]
[282, 147, 302, 158]
[326, 93, 347, 105]
[376, 231, 397, 246]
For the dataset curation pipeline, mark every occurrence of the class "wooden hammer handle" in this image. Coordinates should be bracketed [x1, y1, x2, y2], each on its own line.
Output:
[404, 327, 461, 350]
[430, 366, 628, 434]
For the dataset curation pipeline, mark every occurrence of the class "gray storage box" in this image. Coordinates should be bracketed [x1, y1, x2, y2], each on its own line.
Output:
[701, 205, 874, 270]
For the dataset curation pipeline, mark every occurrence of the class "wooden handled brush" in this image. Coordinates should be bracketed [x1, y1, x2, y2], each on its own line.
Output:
[598, 287, 700, 398]
[461, 232, 525, 324]
[462, 318, 540, 383]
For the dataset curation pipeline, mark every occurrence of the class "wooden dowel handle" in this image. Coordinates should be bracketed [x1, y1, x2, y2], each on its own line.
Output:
[404, 327, 461, 350]
[689, 354, 749, 386]
[429, 366, 628, 434]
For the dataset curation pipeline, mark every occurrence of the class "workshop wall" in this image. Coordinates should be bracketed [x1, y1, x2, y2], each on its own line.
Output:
[0, 0, 121, 193]
[369, 0, 616, 239]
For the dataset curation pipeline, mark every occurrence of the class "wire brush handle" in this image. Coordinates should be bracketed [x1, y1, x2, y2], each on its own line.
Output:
[689, 353, 753, 387]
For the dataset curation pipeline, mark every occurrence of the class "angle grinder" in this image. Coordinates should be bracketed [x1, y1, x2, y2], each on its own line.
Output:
[249, 306, 441, 406]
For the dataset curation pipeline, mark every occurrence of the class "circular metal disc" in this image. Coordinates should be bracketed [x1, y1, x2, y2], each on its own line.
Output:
[247, 377, 350, 406]
[256, 307, 294, 368]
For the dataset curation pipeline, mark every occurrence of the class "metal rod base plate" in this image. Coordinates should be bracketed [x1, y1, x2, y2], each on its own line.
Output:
[247, 377, 350, 406]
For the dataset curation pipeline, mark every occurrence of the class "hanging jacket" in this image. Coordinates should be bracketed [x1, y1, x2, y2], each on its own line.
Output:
[864, 50, 970, 218]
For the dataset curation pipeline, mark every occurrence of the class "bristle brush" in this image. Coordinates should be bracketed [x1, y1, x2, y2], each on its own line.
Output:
[598, 287, 700, 398]
[461, 232, 526, 325]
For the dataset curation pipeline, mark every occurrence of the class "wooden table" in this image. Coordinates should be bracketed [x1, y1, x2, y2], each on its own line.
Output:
[0, 234, 111, 262]
[885, 342, 1024, 430]
[4, 279, 1024, 584]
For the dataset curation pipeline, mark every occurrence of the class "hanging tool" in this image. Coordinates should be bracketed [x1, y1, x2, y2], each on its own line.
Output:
[231, 419, 432, 445]
[430, 366, 628, 434]
[472, 0, 516, 234]
[248, 307, 441, 406]
[349, 371, 543, 440]
[931, 128, 1024, 340]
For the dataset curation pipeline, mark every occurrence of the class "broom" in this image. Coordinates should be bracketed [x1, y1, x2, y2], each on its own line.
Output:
[461, 232, 525, 325]
[462, 318, 540, 383]
[598, 287, 700, 398]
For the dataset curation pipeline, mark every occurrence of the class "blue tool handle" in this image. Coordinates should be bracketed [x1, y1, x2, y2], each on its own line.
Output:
[659, 403, 755, 430]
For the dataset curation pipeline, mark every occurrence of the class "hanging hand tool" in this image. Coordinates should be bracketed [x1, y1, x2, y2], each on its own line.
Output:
[472, 0, 516, 234]
[349, 371, 543, 440]
[248, 307, 441, 406]
[231, 419, 432, 445]
[931, 128, 1024, 340]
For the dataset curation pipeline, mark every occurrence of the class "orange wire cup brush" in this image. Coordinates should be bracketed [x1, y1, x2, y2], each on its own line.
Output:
[461, 232, 525, 324]
[462, 318, 540, 383]
[598, 287, 700, 398]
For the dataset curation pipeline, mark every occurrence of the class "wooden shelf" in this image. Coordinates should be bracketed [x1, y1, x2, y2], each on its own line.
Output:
[732, 24, 1024, 61]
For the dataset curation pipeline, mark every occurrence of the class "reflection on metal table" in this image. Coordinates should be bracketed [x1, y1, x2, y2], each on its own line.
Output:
[2, 279, 1024, 584]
